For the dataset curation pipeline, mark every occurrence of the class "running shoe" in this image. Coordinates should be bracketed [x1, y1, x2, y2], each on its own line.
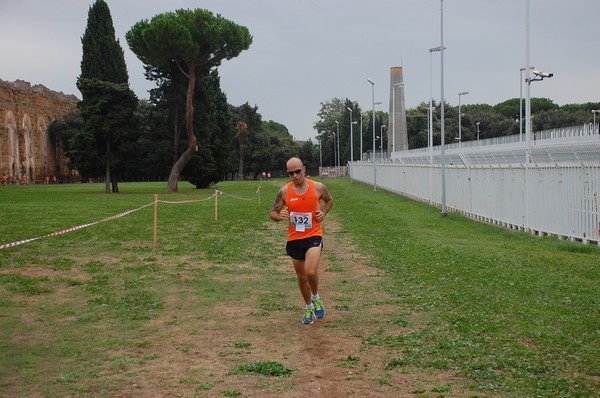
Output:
[302, 307, 315, 325]
[313, 298, 326, 319]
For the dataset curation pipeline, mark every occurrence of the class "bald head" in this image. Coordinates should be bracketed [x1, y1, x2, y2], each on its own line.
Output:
[286, 157, 303, 169]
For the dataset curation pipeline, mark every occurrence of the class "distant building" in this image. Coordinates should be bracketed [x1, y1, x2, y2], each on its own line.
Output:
[0, 79, 78, 183]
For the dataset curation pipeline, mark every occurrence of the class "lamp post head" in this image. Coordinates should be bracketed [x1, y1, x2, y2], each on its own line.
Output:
[367, 78, 374, 85]
[335, 120, 339, 126]
[347, 107, 352, 112]
[459, 91, 469, 96]
[429, 45, 446, 53]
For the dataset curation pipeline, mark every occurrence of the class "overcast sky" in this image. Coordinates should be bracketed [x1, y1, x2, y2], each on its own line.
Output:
[1, 0, 599, 141]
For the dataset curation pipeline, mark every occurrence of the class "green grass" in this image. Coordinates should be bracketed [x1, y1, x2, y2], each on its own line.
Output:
[1, 179, 599, 397]
[325, 179, 600, 397]
[232, 360, 296, 377]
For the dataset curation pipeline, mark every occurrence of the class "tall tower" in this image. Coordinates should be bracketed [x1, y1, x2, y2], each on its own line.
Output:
[388, 67, 408, 156]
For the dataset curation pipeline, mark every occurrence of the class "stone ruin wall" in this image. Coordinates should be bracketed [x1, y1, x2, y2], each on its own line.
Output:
[0, 79, 78, 184]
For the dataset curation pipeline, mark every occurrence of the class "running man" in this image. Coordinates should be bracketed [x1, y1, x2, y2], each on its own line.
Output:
[269, 157, 334, 324]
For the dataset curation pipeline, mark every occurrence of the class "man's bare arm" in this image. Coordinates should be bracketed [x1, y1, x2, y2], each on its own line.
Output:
[269, 188, 288, 221]
[315, 183, 333, 222]
[321, 184, 333, 204]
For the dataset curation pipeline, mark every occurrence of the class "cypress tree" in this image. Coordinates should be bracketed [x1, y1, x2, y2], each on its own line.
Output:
[77, 0, 137, 193]
[79, 0, 128, 84]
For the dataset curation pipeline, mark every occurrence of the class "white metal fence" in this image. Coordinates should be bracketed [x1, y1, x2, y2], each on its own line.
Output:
[350, 125, 600, 245]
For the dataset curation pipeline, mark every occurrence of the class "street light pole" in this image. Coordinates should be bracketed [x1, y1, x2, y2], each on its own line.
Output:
[317, 132, 323, 178]
[392, 84, 396, 157]
[458, 91, 469, 148]
[520, 66, 534, 142]
[347, 107, 355, 181]
[337, 127, 341, 177]
[347, 107, 354, 165]
[525, 0, 531, 233]
[520, 67, 525, 142]
[429, 55, 433, 205]
[367, 78, 377, 191]
[335, 120, 340, 178]
[360, 112, 364, 160]
[525, 0, 532, 160]
[429, 45, 444, 205]
[331, 131, 336, 176]
[380, 125, 386, 160]
[439, 0, 447, 216]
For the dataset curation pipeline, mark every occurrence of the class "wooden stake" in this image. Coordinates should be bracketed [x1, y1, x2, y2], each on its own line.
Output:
[153, 193, 158, 249]
[214, 188, 218, 221]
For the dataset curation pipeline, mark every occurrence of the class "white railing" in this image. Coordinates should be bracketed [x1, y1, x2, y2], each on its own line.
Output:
[352, 125, 600, 244]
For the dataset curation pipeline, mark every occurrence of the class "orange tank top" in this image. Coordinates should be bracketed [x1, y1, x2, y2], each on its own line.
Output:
[285, 180, 322, 241]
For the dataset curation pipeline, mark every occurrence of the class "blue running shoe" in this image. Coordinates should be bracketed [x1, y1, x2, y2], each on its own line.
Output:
[302, 307, 314, 325]
[313, 298, 326, 319]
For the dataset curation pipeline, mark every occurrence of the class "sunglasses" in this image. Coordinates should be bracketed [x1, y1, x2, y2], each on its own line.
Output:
[287, 168, 303, 176]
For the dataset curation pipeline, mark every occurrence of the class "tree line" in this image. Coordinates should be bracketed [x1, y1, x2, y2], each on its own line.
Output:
[313, 97, 599, 167]
[50, 1, 320, 192]
[49, 1, 598, 192]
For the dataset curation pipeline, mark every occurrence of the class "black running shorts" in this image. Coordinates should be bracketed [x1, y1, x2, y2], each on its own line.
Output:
[286, 236, 323, 260]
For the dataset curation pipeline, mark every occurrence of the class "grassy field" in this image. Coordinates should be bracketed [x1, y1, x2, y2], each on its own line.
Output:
[1, 179, 599, 397]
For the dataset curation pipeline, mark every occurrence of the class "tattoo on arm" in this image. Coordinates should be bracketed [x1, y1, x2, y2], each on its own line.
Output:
[271, 190, 283, 212]
[321, 185, 332, 202]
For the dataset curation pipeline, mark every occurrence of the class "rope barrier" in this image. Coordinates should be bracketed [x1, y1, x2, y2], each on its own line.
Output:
[157, 194, 216, 204]
[215, 185, 261, 202]
[219, 191, 254, 201]
[1, 186, 263, 251]
[0, 202, 155, 250]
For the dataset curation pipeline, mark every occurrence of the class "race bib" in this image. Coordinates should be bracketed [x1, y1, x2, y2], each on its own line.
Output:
[290, 211, 312, 232]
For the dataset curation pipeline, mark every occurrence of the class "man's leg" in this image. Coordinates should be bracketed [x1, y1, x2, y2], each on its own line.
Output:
[304, 246, 322, 296]
[292, 258, 311, 305]
[305, 246, 326, 319]
[292, 258, 317, 324]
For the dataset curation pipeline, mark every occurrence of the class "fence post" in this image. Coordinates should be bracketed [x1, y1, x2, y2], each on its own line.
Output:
[153, 193, 158, 249]
[214, 187, 218, 221]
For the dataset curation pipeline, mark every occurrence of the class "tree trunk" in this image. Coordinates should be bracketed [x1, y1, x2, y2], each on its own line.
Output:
[167, 63, 197, 193]
[111, 174, 119, 193]
[238, 148, 244, 180]
[105, 140, 111, 194]
[173, 102, 180, 166]
[237, 122, 247, 181]
[167, 144, 197, 191]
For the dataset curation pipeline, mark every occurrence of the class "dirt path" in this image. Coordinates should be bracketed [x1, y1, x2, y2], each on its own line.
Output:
[109, 214, 477, 398]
